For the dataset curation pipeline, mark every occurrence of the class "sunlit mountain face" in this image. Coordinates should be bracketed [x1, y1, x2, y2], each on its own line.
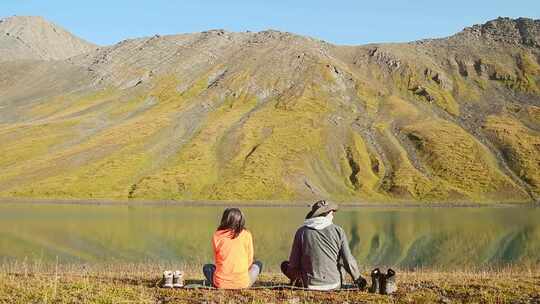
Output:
[0, 16, 539, 203]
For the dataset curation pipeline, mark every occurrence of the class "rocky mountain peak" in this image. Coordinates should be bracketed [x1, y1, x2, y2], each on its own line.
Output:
[461, 17, 540, 47]
[0, 15, 97, 61]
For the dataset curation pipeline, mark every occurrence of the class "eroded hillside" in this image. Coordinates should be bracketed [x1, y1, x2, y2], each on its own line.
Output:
[0, 17, 539, 203]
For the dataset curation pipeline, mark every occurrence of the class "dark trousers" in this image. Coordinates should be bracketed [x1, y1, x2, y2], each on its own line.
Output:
[280, 261, 305, 287]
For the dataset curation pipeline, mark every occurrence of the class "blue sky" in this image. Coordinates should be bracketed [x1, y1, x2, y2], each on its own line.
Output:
[2, 0, 539, 46]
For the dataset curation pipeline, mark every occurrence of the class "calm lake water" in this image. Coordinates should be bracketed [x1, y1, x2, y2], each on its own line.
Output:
[0, 203, 538, 269]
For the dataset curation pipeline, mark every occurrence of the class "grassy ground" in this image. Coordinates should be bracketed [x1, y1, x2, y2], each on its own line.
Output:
[0, 262, 538, 304]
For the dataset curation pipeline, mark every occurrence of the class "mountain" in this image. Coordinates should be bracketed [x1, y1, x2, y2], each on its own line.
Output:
[0, 16, 96, 61]
[0, 17, 539, 203]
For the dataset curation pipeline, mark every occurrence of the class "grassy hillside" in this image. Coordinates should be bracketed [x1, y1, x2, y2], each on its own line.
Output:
[0, 17, 539, 203]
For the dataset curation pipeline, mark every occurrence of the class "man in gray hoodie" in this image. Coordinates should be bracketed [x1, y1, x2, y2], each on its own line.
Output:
[281, 200, 367, 290]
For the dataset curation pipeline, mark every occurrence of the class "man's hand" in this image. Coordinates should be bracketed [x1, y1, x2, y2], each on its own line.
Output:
[354, 276, 368, 290]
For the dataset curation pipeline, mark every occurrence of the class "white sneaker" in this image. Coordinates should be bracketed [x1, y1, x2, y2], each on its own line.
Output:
[173, 270, 184, 288]
[162, 271, 174, 288]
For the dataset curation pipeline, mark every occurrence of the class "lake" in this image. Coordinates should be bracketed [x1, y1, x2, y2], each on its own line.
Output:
[0, 203, 538, 269]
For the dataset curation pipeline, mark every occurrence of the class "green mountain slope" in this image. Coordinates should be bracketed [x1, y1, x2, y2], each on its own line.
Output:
[0, 17, 539, 203]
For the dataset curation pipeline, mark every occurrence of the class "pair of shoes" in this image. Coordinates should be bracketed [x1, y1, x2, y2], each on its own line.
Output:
[369, 268, 397, 295]
[354, 276, 368, 290]
[162, 270, 184, 288]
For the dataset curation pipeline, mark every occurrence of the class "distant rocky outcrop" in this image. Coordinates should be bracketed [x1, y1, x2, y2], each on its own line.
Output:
[0, 16, 96, 61]
[459, 17, 540, 47]
[0, 16, 539, 204]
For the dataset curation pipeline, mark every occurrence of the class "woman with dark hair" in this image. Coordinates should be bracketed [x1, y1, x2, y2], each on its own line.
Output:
[203, 208, 263, 289]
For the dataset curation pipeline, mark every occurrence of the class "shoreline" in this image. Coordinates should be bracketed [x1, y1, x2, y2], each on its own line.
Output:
[0, 197, 539, 208]
[1, 263, 538, 304]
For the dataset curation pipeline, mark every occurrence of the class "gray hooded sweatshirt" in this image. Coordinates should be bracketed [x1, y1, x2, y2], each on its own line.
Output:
[288, 215, 361, 290]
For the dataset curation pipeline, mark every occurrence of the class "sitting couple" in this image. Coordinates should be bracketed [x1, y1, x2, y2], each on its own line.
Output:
[203, 200, 367, 290]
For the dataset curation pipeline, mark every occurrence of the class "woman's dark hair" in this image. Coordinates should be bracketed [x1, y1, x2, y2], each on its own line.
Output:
[217, 208, 246, 239]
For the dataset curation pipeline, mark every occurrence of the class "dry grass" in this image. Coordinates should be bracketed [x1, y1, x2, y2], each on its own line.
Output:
[0, 262, 538, 304]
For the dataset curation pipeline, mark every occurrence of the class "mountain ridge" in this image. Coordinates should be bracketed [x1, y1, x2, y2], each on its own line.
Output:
[0, 16, 539, 203]
[0, 15, 97, 61]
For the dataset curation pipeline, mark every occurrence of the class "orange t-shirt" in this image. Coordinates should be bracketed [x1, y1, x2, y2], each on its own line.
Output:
[212, 229, 253, 289]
